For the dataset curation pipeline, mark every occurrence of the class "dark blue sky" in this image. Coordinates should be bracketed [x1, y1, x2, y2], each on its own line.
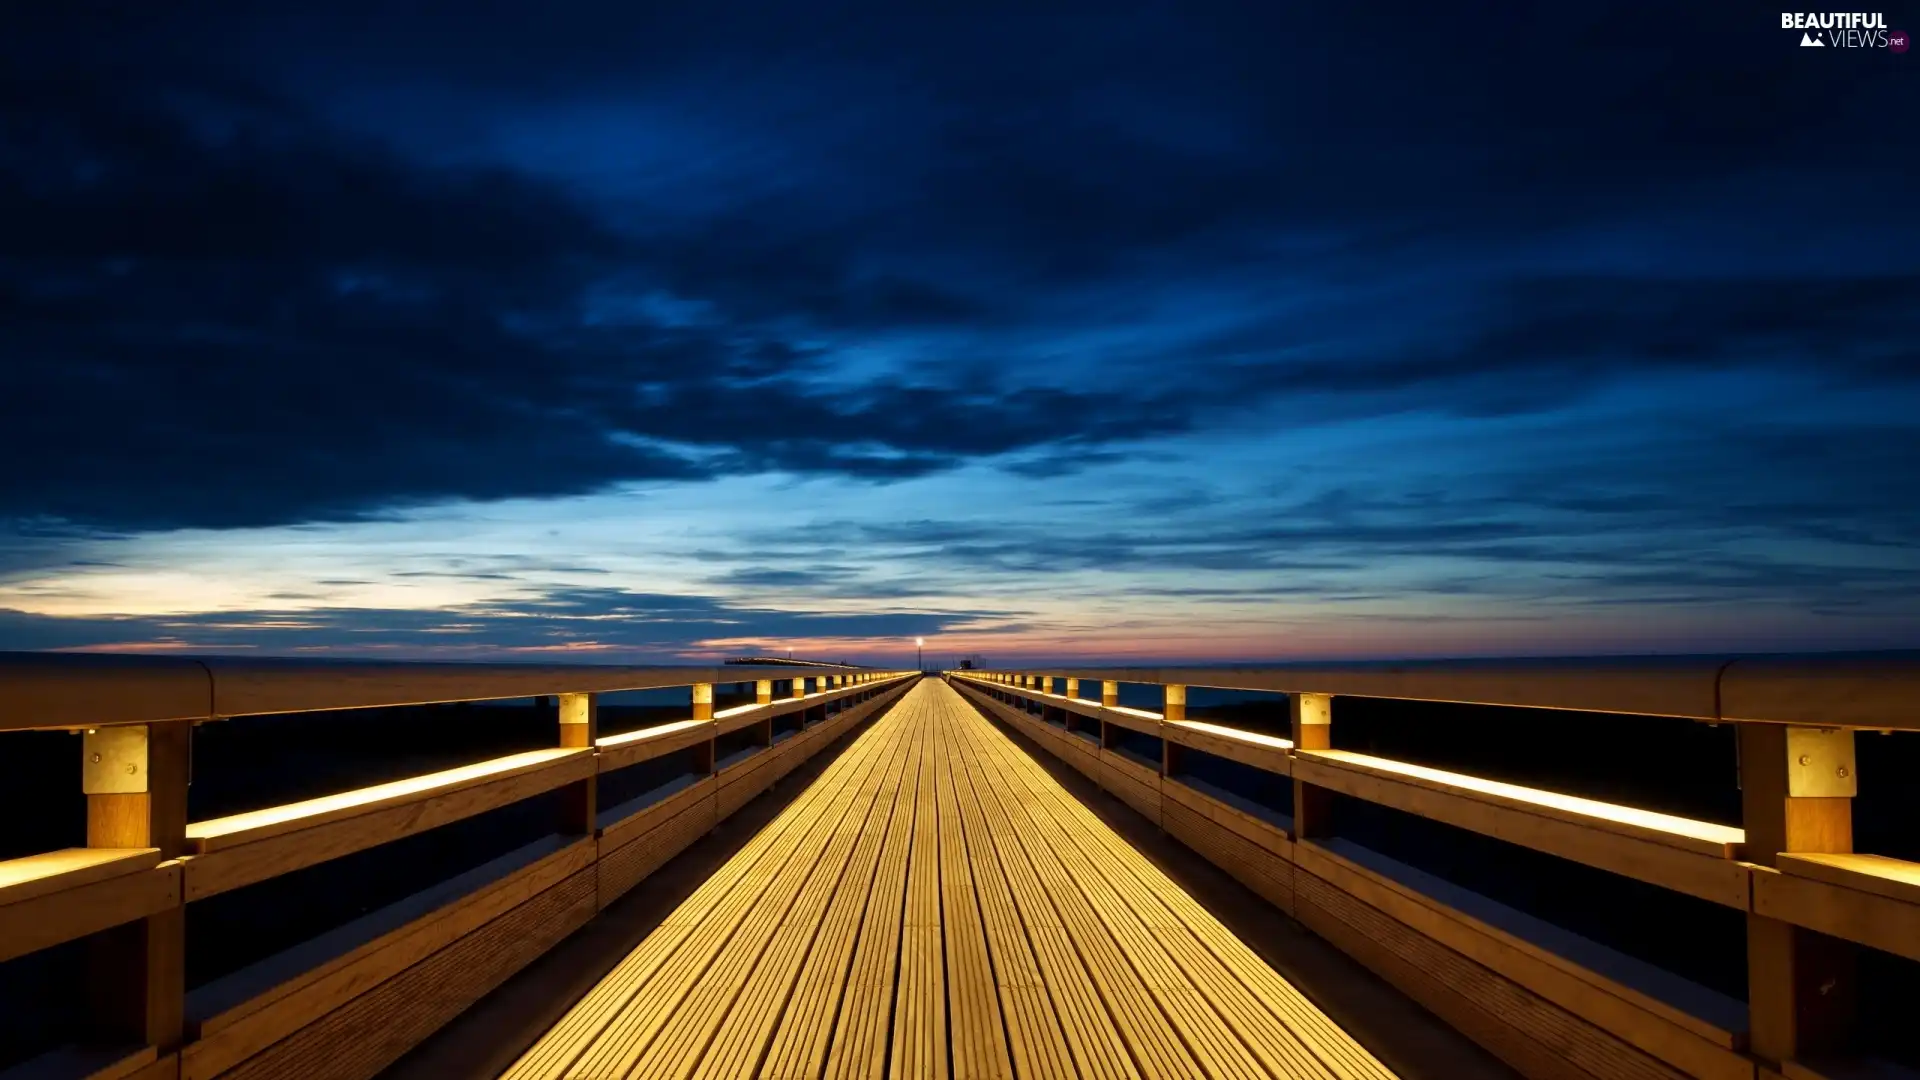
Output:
[2, 3, 1916, 663]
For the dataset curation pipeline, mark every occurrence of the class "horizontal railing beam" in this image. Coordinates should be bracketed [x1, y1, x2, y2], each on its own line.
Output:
[955, 650, 1920, 729]
[0, 653, 901, 731]
[945, 668, 1920, 1079]
[0, 673, 919, 1078]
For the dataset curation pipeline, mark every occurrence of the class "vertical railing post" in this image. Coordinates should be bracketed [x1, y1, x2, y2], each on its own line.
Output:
[1101, 680, 1119, 708]
[1291, 693, 1334, 838]
[756, 679, 773, 706]
[692, 682, 714, 722]
[1741, 723, 1857, 1066]
[1161, 684, 1186, 775]
[84, 720, 190, 1053]
[1065, 678, 1079, 702]
[792, 676, 805, 700]
[558, 693, 598, 835]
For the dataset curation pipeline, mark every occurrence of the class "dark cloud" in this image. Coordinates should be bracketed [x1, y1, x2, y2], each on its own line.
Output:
[0, 70, 1223, 535]
[711, 566, 861, 589]
[0, 2, 1916, 658]
[0, 587, 1011, 654]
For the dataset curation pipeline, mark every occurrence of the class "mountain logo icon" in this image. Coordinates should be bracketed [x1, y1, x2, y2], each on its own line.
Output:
[1801, 31, 1825, 45]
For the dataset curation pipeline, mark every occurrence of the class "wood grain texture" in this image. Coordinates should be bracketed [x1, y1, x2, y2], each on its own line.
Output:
[598, 776, 717, 851]
[1162, 780, 1294, 860]
[181, 751, 592, 900]
[1095, 757, 1162, 823]
[0, 863, 180, 964]
[180, 839, 594, 1080]
[187, 750, 588, 852]
[1719, 655, 1920, 731]
[212, 865, 597, 1080]
[956, 657, 1732, 722]
[0, 848, 161, 907]
[1161, 797, 1295, 917]
[511, 677, 1394, 1080]
[0, 653, 210, 732]
[596, 720, 714, 772]
[1739, 723, 1858, 1067]
[198, 661, 871, 720]
[1163, 721, 1293, 776]
[597, 792, 716, 910]
[1296, 841, 1753, 1080]
[1295, 869, 1694, 1080]
[1775, 853, 1920, 907]
[971, 669, 1759, 1080]
[1752, 866, 1920, 964]
[1292, 753, 1750, 908]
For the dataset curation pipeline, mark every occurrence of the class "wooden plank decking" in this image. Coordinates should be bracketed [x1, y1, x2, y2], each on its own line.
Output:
[502, 678, 1399, 1080]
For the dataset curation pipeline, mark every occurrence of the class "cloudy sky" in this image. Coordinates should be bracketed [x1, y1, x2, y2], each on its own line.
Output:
[2, 3, 1915, 664]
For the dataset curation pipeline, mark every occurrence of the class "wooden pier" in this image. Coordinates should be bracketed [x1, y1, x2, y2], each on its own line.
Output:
[2, 651, 1917, 1080]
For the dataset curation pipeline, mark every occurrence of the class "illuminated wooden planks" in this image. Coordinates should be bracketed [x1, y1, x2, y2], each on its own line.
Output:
[508, 676, 1403, 1080]
[950, 676, 1397, 1080]
[632, 726, 906, 1080]
[651, 678, 920, 1078]
[504, 736, 870, 1076]
[962, 727, 1229, 1079]
[723, 722, 914, 1080]
[931, 715, 1016, 1080]
[818, 707, 923, 1080]
[940, 694, 1080, 1080]
[566, 732, 901, 1078]
[499, 693, 905, 1079]
[952, 721, 1143, 1080]
[757, 707, 918, 1080]
[887, 716, 946, 1080]
[965, 693, 1339, 1080]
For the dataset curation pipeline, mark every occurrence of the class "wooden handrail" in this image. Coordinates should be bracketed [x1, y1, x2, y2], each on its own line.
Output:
[946, 669, 1920, 1080]
[956, 649, 1920, 729]
[0, 665, 917, 1078]
[0, 652, 885, 732]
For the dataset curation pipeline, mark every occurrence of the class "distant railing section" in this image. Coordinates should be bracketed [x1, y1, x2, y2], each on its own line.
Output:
[0, 653, 916, 1080]
[947, 652, 1920, 1080]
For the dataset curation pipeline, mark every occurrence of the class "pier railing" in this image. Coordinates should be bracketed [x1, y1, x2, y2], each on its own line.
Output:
[0, 654, 914, 1080]
[946, 654, 1920, 1080]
